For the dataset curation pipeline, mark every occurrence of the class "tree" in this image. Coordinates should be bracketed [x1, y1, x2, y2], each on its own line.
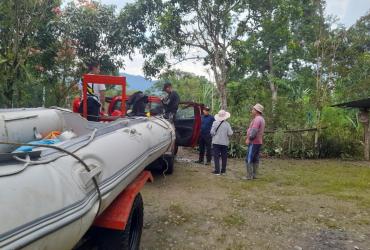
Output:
[232, 0, 324, 126]
[42, 0, 122, 106]
[147, 69, 217, 107]
[0, 0, 61, 107]
[60, 1, 121, 73]
[118, 0, 255, 110]
[334, 12, 370, 101]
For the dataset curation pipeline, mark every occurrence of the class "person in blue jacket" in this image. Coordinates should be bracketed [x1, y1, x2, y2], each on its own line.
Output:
[195, 106, 215, 165]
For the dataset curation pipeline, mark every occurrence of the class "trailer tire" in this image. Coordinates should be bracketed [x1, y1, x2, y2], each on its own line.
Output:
[163, 154, 174, 175]
[97, 193, 144, 250]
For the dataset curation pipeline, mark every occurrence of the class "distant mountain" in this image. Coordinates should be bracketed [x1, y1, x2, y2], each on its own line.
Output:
[119, 72, 156, 92]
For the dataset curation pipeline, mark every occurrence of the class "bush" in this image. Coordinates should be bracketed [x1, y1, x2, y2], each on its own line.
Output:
[228, 141, 246, 158]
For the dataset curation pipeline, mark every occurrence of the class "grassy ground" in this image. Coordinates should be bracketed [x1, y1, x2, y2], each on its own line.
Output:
[140, 149, 370, 250]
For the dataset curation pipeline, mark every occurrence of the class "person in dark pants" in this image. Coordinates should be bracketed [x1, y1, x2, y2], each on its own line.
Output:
[195, 106, 215, 165]
[210, 110, 233, 175]
[243, 103, 265, 180]
[161, 82, 180, 121]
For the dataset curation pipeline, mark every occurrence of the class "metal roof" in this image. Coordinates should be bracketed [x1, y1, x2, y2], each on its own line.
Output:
[332, 97, 370, 109]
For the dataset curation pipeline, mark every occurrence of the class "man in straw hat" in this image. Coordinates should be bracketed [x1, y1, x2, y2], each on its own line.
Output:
[243, 103, 265, 180]
[210, 110, 233, 175]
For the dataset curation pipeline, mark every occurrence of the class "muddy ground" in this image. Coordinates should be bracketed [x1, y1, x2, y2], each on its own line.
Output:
[140, 148, 370, 250]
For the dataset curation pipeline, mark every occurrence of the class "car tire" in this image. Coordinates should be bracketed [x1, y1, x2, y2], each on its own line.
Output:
[96, 193, 144, 250]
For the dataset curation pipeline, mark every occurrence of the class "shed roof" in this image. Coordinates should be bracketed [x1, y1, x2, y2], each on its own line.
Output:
[332, 97, 370, 109]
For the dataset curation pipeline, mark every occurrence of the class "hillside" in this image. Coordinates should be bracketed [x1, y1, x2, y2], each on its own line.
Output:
[119, 72, 156, 91]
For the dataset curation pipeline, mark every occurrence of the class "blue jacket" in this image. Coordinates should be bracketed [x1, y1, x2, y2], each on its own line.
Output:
[200, 115, 215, 136]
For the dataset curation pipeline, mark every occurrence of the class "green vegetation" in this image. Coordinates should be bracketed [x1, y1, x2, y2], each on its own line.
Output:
[0, 0, 369, 158]
[222, 214, 245, 227]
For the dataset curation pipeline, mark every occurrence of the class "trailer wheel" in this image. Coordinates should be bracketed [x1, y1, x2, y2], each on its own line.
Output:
[97, 193, 144, 250]
[163, 154, 174, 175]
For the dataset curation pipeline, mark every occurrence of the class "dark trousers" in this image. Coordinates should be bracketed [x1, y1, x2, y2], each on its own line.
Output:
[199, 134, 212, 162]
[213, 144, 228, 173]
[245, 144, 262, 178]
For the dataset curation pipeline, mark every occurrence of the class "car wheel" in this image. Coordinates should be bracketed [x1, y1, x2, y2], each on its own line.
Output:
[96, 193, 144, 250]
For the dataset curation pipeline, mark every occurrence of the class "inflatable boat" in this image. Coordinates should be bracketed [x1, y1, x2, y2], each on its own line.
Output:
[0, 108, 175, 249]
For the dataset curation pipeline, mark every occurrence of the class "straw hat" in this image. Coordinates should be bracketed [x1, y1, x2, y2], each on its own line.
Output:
[253, 103, 264, 114]
[215, 110, 231, 121]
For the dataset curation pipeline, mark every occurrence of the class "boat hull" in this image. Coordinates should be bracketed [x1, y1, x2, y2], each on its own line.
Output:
[0, 108, 175, 249]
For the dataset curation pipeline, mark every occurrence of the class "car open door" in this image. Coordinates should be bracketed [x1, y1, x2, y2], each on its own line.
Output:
[174, 102, 203, 147]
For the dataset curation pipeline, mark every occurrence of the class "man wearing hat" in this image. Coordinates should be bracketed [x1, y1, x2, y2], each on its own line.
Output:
[244, 103, 265, 180]
[162, 82, 180, 121]
[196, 106, 215, 165]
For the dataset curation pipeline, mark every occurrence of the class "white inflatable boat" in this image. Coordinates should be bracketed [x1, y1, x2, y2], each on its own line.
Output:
[0, 108, 175, 249]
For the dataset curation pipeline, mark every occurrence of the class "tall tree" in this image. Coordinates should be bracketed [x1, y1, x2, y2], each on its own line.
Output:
[334, 12, 370, 101]
[118, 0, 254, 110]
[0, 0, 61, 107]
[232, 0, 323, 126]
[42, 0, 122, 106]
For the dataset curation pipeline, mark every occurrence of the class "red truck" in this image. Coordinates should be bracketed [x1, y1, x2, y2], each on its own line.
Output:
[73, 74, 203, 173]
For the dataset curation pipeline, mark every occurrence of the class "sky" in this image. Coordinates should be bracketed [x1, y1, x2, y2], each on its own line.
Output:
[94, 0, 370, 78]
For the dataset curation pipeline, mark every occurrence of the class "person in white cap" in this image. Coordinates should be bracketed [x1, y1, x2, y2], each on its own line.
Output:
[243, 103, 265, 180]
[210, 110, 233, 175]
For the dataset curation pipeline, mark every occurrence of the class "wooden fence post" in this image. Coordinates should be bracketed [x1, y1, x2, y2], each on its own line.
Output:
[359, 109, 369, 161]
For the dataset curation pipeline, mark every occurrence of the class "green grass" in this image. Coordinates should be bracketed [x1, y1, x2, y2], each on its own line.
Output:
[158, 203, 192, 226]
[260, 160, 370, 207]
[222, 213, 245, 227]
[141, 158, 370, 249]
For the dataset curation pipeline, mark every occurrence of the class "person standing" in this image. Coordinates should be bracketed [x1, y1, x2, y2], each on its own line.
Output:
[161, 82, 180, 121]
[196, 106, 215, 165]
[78, 62, 106, 121]
[211, 110, 233, 175]
[244, 103, 265, 180]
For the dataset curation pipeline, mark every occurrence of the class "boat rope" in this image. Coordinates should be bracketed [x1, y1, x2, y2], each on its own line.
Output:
[0, 131, 103, 219]
[150, 115, 171, 129]
[0, 129, 97, 176]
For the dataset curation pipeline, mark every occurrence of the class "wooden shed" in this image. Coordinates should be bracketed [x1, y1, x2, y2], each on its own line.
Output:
[333, 97, 370, 160]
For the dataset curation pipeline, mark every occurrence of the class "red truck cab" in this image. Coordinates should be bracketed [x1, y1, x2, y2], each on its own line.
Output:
[101, 95, 203, 148]
[73, 75, 203, 149]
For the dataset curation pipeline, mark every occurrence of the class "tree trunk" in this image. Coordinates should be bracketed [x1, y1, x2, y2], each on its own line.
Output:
[212, 61, 228, 110]
[218, 82, 227, 110]
[314, 109, 321, 158]
[4, 76, 14, 108]
[271, 86, 278, 124]
[268, 48, 277, 127]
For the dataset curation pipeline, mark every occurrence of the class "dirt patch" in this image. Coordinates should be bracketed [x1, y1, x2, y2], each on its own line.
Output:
[140, 148, 370, 250]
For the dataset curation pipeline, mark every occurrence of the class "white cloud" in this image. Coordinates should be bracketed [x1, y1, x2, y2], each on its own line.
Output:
[326, 0, 350, 19]
[122, 49, 213, 81]
[121, 53, 146, 76]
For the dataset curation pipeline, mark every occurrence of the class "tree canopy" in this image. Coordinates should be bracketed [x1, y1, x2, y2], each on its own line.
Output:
[0, 0, 369, 158]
